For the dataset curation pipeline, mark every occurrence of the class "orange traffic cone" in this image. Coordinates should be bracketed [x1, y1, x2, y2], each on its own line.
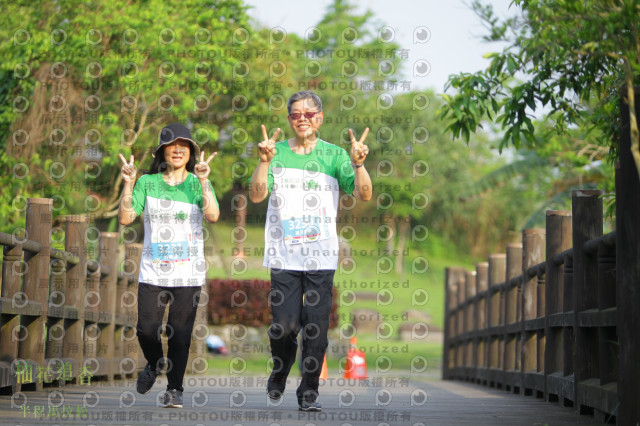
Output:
[344, 337, 367, 379]
[320, 355, 328, 380]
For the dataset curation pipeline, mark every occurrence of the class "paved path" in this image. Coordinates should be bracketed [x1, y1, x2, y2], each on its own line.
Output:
[0, 375, 605, 425]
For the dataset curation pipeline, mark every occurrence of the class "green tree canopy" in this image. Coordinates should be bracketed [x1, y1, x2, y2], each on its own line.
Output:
[440, 0, 640, 174]
[0, 0, 250, 232]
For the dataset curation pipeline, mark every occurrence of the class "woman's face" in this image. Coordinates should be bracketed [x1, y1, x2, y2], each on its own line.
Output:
[163, 139, 191, 171]
[288, 98, 323, 139]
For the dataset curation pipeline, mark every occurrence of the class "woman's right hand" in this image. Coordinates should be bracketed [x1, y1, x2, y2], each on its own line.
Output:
[119, 153, 136, 183]
[257, 124, 280, 163]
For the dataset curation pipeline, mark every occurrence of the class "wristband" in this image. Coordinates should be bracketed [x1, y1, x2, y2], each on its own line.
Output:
[351, 163, 363, 168]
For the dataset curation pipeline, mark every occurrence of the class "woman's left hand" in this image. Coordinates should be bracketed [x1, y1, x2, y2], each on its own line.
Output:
[195, 151, 218, 181]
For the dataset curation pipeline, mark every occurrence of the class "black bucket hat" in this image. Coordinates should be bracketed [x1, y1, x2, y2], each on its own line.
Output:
[152, 123, 200, 158]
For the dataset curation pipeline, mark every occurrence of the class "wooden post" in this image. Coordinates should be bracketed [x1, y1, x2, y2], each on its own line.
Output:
[123, 243, 143, 372]
[616, 87, 640, 425]
[113, 273, 127, 377]
[19, 198, 53, 386]
[521, 228, 545, 396]
[597, 238, 616, 388]
[504, 243, 522, 392]
[113, 241, 136, 378]
[443, 267, 460, 379]
[505, 244, 522, 321]
[63, 215, 87, 379]
[457, 270, 466, 337]
[476, 262, 488, 381]
[97, 232, 119, 381]
[562, 253, 574, 387]
[536, 262, 546, 378]
[488, 253, 505, 386]
[458, 269, 467, 372]
[465, 270, 477, 370]
[457, 269, 467, 374]
[84, 261, 101, 372]
[571, 189, 603, 414]
[544, 210, 572, 403]
[46, 254, 66, 361]
[1, 243, 23, 360]
[522, 229, 545, 322]
[444, 267, 464, 379]
[1, 242, 23, 392]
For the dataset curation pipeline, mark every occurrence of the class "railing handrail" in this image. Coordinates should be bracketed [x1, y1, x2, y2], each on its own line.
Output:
[443, 194, 620, 421]
[0, 231, 137, 281]
[1, 199, 209, 395]
[479, 231, 615, 293]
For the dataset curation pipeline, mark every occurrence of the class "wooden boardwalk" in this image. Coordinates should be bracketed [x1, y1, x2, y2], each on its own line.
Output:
[0, 375, 604, 425]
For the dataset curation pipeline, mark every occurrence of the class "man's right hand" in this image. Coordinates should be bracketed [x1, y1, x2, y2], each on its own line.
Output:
[119, 153, 136, 183]
[258, 125, 280, 163]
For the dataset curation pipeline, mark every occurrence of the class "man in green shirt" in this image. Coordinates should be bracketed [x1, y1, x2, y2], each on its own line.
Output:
[249, 91, 372, 411]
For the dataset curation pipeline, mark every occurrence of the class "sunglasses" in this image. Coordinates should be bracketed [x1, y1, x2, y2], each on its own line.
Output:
[289, 111, 320, 120]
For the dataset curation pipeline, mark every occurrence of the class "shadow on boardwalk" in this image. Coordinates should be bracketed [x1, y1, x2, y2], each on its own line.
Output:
[0, 375, 605, 426]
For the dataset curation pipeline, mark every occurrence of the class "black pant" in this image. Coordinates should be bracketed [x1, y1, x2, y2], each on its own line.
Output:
[136, 282, 201, 392]
[268, 269, 334, 403]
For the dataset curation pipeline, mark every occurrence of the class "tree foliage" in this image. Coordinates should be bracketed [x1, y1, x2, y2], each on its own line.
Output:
[0, 0, 250, 232]
[440, 0, 640, 171]
[0, 0, 569, 261]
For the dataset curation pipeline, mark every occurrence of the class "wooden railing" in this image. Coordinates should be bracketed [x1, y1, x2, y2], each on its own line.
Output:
[443, 90, 640, 425]
[0, 198, 208, 394]
[444, 191, 619, 419]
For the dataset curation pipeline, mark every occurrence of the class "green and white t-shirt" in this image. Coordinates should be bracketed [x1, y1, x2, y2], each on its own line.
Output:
[132, 173, 218, 287]
[264, 139, 355, 271]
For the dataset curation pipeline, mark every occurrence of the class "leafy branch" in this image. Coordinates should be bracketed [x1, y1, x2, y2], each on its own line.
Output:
[441, 0, 640, 182]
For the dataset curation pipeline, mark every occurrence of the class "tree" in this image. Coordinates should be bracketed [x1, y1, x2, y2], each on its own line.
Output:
[0, 0, 251, 233]
[229, 0, 410, 263]
[460, 118, 616, 228]
[439, 0, 640, 182]
[344, 91, 432, 272]
[304, 0, 414, 271]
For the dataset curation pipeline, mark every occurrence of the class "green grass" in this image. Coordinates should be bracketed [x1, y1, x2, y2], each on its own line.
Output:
[205, 338, 442, 378]
[203, 218, 462, 376]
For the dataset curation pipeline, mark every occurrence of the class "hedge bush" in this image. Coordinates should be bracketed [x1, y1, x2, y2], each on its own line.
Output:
[207, 278, 339, 328]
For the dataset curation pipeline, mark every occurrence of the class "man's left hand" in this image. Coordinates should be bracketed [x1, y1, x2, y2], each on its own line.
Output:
[349, 127, 370, 166]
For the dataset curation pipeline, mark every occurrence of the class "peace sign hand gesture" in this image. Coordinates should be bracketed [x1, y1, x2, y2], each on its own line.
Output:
[119, 153, 137, 183]
[258, 125, 281, 163]
[349, 127, 370, 166]
[194, 151, 218, 182]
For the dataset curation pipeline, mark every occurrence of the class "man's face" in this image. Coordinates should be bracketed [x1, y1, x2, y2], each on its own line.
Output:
[288, 98, 323, 139]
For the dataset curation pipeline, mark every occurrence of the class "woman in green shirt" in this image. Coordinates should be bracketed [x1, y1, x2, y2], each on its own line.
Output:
[118, 123, 219, 408]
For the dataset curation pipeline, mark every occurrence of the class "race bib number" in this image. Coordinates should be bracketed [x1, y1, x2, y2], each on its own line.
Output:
[151, 241, 190, 263]
[282, 215, 326, 244]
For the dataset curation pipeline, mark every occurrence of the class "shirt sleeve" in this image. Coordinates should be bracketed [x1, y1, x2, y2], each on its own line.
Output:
[267, 162, 274, 192]
[131, 175, 147, 216]
[336, 147, 355, 194]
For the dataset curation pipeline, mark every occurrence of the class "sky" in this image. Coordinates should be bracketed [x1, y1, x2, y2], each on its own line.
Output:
[242, 0, 514, 93]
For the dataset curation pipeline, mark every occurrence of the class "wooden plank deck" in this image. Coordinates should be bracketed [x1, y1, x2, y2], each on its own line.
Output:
[0, 375, 605, 425]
